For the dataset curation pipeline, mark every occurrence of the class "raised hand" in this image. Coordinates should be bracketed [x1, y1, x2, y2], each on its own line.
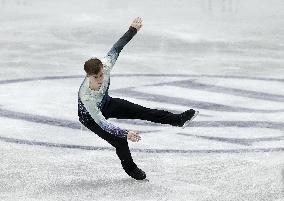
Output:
[130, 17, 143, 31]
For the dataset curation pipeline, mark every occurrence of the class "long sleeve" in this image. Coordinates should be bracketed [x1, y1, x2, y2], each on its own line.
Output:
[104, 26, 137, 71]
[77, 26, 138, 139]
[79, 90, 128, 139]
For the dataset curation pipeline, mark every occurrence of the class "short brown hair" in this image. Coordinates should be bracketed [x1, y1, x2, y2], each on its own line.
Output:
[84, 58, 103, 75]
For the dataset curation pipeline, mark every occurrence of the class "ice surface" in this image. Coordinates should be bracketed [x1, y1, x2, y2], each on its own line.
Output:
[0, 0, 284, 201]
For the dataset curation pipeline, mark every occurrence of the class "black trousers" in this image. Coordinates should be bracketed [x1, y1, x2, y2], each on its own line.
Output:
[82, 97, 180, 173]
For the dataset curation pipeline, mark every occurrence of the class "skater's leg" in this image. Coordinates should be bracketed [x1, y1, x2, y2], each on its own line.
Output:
[113, 138, 138, 173]
[82, 120, 137, 172]
[102, 97, 181, 126]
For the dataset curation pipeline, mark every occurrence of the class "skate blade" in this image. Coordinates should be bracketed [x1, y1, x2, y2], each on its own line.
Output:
[182, 111, 199, 129]
[135, 178, 149, 182]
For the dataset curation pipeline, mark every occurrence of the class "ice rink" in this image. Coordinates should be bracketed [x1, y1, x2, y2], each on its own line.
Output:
[0, 0, 284, 200]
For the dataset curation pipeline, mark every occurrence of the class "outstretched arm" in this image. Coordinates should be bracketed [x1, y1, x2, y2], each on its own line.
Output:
[80, 96, 141, 142]
[105, 17, 143, 69]
[80, 96, 129, 139]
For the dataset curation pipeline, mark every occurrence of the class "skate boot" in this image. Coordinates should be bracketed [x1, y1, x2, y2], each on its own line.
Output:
[126, 167, 146, 180]
[178, 109, 199, 128]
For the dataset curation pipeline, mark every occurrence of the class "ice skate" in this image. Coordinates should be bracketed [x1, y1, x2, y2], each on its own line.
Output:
[178, 109, 199, 128]
[126, 167, 147, 180]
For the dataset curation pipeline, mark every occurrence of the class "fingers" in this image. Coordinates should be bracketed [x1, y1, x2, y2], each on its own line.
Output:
[133, 17, 142, 24]
[129, 135, 136, 142]
[131, 133, 141, 142]
[133, 133, 141, 141]
[127, 131, 141, 142]
[131, 17, 143, 31]
[133, 17, 138, 23]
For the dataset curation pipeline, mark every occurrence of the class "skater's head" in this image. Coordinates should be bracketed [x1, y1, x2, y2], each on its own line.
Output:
[84, 58, 104, 90]
[84, 58, 103, 76]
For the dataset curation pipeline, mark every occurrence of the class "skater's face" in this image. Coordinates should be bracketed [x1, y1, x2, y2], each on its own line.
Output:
[88, 68, 104, 91]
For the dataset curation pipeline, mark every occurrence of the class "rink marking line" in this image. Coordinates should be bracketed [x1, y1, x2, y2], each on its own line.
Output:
[0, 74, 283, 153]
[0, 74, 283, 85]
[112, 88, 284, 113]
[2, 74, 283, 112]
[0, 136, 283, 154]
[0, 107, 283, 130]
[177, 133, 284, 146]
[151, 79, 284, 102]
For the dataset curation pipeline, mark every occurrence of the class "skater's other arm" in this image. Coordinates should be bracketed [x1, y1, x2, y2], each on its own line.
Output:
[127, 131, 141, 142]
[104, 17, 143, 70]
[80, 97, 128, 139]
[81, 97, 141, 141]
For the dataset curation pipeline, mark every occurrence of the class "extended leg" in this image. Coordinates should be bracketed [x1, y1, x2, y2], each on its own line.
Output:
[102, 97, 181, 126]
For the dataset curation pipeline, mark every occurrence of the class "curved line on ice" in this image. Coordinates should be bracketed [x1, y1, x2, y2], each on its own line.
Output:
[0, 136, 283, 154]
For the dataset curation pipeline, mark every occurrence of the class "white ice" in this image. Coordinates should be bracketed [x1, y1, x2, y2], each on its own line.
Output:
[0, 0, 284, 201]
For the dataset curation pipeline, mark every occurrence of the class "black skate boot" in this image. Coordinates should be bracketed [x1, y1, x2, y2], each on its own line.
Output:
[178, 109, 199, 128]
[126, 167, 146, 180]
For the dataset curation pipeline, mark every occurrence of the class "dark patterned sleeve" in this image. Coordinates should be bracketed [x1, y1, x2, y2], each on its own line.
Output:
[105, 26, 137, 70]
[80, 96, 128, 139]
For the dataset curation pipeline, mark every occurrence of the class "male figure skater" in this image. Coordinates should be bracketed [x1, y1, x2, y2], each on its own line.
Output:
[78, 17, 198, 180]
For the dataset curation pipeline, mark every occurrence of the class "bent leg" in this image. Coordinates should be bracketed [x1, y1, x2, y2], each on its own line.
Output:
[102, 97, 181, 126]
[82, 120, 137, 173]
